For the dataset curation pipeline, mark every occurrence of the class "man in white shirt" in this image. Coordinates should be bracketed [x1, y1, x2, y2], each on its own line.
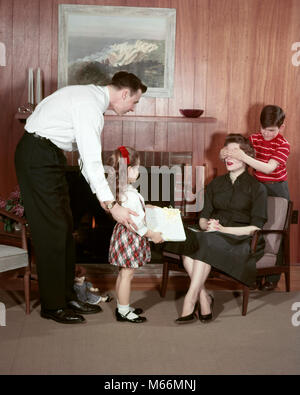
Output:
[15, 71, 147, 324]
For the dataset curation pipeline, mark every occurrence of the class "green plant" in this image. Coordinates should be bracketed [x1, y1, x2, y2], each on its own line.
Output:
[0, 187, 25, 232]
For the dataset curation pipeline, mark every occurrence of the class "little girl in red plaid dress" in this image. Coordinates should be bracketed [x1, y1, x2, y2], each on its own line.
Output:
[107, 146, 164, 323]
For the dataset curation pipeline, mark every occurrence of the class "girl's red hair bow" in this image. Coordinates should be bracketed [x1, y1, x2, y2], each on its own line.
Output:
[118, 146, 130, 165]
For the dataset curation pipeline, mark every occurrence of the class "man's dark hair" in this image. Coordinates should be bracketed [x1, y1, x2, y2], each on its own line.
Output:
[260, 105, 285, 128]
[110, 71, 147, 94]
[224, 133, 255, 158]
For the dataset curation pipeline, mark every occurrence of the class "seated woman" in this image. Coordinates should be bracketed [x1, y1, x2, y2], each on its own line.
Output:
[176, 134, 268, 324]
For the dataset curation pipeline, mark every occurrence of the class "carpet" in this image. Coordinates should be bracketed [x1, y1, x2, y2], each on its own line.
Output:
[0, 289, 300, 375]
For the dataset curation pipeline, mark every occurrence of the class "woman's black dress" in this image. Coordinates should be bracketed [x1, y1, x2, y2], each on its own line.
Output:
[187, 171, 267, 286]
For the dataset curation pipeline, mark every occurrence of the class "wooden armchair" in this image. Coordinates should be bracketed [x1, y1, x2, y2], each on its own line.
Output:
[0, 208, 32, 314]
[160, 197, 293, 316]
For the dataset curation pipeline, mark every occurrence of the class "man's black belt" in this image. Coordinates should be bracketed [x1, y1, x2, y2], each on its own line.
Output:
[25, 131, 59, 150]
[29, 131, 48, 140]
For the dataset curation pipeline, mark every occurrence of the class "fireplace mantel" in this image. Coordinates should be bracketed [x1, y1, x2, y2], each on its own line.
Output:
[15, 112, 216, 124]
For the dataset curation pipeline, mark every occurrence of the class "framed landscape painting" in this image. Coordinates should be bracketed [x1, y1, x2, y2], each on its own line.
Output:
[58, 5, 176, 98]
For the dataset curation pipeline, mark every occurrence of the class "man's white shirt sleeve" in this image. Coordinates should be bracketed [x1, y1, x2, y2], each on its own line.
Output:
[72, 102, 114, 202]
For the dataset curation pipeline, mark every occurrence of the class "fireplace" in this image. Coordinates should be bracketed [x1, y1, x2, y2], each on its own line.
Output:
[66, 151, 192, 264]
[66, 167, 114, 263]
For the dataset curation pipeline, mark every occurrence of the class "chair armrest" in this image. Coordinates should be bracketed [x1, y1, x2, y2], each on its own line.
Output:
[162, 251, 182, 261]
[258, 229, 285, 235]
[0, 208, 26, 224]
[162, 251, 184, 268]
[250, 228, 285, 252]
[182, 213, 198, 225]
[0, 231, 23, 247]
[0, 208, 28, 249]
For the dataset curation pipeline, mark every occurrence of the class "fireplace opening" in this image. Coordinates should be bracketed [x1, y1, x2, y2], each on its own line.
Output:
[66, 160, 181, 264]
[67, 167, 116, 263]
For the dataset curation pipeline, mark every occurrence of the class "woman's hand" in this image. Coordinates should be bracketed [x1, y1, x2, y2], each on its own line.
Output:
[199, 218, 208, 231]
[206, 219, 224, 232]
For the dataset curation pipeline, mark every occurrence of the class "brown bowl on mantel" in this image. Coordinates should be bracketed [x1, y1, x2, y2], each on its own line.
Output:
[179, 109, 204, 118]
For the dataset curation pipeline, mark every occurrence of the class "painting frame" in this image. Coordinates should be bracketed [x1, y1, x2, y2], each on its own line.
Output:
[58, 4, 176, 98]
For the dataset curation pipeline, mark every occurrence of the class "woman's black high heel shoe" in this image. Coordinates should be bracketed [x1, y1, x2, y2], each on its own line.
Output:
[175, 302, 199, 324]
[198, 295, 214, 323]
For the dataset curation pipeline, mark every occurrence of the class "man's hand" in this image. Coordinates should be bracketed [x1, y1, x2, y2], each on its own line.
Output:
[100, 201, 109, 212]
[110, 203, 138, 231]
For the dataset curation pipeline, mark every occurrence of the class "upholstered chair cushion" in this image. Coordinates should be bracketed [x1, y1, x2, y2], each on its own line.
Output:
[263, 197, 288, 255]
[0, 245, 28, 273]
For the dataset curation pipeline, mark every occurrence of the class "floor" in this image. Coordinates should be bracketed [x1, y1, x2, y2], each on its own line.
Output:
[1, 288, 300, 375]
[1, 265, 300, 375]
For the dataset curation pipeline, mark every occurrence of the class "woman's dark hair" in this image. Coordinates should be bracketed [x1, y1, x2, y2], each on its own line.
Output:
[110, 71, 147, 94]
[224, 133, 255, 158]
[260, 105, 285, 128]
[106, 146, 140, 203]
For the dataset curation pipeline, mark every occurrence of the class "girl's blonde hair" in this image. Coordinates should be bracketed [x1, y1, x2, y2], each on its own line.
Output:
[106, 146, 140, 203]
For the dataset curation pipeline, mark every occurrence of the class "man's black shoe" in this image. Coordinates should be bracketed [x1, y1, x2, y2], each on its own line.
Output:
[67, 300, 102, 315]
[40, 308, 86, 324]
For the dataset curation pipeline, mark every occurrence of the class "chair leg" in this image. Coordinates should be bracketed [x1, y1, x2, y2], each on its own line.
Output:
[160, 262, 170, 297]
[285, 271, 290, 292]
[242, 286, 250, 316]
[24, 268, 31, 314]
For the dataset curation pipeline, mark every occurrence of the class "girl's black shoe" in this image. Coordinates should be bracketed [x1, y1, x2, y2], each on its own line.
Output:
[132, 307, 143, 315]
[198, 295, 214, 323]
[115, 309, 147, 323]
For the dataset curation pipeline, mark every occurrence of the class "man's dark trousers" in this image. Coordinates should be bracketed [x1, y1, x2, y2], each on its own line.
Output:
[15, 131, 76, 310]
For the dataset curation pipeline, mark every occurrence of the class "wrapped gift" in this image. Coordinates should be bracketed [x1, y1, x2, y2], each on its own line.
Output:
[146, 207, 186, 242]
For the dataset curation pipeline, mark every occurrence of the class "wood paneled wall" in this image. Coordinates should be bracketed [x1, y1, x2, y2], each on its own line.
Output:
[0, 0, 299, 262]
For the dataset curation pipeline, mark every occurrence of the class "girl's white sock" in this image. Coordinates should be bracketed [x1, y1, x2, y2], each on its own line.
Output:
[117, 301, 136, 313]
[118, 303, 139, 319]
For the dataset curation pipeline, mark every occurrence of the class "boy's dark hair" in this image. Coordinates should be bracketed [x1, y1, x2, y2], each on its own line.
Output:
[110, 71, 147, 95]
[260, 105, 285, 128]
[224, 133, 255, 158]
